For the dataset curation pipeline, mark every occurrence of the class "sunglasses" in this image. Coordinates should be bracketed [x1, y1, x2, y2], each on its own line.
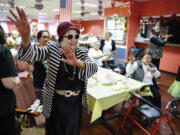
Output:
[65, 34, 80, 40]
[41, 36, 49, 39]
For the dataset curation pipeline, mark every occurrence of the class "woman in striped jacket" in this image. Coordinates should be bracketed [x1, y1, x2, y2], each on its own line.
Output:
[8, 7, 98, 135]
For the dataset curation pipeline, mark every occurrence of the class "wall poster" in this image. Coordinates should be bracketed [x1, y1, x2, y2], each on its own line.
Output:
[105, 15, 127, 45]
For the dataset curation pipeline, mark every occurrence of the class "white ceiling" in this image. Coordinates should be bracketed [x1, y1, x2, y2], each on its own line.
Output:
[0, 0, 112, 22]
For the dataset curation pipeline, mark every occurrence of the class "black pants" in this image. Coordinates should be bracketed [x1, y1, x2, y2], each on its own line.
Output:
[46, 93, 82, 135]
[102, 60, 116, 69]
[0, 112, 17, 135]
[151, 59, 160, 69]
[145, 85, 161, 109]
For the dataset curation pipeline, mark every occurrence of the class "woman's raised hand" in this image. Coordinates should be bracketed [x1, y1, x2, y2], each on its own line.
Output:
[7, 7, 31, 49]
[128, 53, 135, 64]
[60, 45, 85, 69]
[60, 44, 78, 65]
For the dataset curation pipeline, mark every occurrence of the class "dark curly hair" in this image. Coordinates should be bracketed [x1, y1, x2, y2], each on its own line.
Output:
[37, 30, 50, 41]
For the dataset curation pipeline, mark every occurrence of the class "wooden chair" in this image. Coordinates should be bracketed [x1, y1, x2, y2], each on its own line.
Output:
[14, 56, 34, 81]
[13, 78, 44, 127]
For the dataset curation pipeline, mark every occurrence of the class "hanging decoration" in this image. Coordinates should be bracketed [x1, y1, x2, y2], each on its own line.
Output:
[8, 0, 15, 8]
[35, 0, 43, 10]
[111, 0, 131, 15]
[105, 15, 127, 45]
[80, 0, 85, 17]
[111, 0, 131, 8]
[97, 0, 103, 16]
[59, 0, 72, 22]
[140, 14, 180, 25]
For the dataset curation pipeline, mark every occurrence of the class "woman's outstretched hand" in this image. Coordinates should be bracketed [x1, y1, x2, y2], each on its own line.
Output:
[7, 7, 31, 49]
[60, 45, 85, 69]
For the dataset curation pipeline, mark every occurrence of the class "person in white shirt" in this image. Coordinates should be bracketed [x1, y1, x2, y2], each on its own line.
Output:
[126, 51, 161, 108]
[100, 32, 117, 69]
[10, 41, 21, 57]
[88, 41, 110, 67]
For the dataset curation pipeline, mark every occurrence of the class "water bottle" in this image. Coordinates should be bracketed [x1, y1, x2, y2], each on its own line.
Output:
[124, 74, 131, 87]
[126, 74, 131, 80]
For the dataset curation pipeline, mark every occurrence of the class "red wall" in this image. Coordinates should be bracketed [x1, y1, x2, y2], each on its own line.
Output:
[104, 7, 130, 17]
[72, 20, 104, 36]
[126, 2, 140, 58]
[6, 21, 17, 32]
[138, 0, 180, 16]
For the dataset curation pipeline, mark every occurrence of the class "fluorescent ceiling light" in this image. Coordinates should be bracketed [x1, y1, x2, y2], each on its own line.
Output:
[90, 12, 98, 15]
[85, 3, 98, 7]
[73, 2, 97, 7]
[39, 13, 47, 16]
[99, 17, 104, 19]
[72, 11, 81, 13]
[52, 9, 59, 12]
[0, 10, 8, 13]
[18, 5, 26, 9]
[0, 3, 10, 7]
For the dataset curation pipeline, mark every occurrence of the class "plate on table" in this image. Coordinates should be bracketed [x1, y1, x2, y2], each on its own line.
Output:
[118, 81, 129, 89]
[88, 78, 97, 85]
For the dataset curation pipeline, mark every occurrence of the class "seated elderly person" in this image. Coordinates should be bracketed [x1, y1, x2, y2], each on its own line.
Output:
[126, 51, 161, 108]
[88, 41, 111, 67]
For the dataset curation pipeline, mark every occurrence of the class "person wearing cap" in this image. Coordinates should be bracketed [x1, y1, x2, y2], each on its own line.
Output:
[10, 40, 21, 57]
[146, 28, 169, 69]
[0, 25, 20, 135]
[8, 7, 98, 135]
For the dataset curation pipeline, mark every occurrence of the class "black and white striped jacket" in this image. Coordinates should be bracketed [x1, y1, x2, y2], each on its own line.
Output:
[17, 41, 98, 118]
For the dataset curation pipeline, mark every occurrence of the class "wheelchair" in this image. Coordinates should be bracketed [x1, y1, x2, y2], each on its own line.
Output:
[119, 87, 179, 135]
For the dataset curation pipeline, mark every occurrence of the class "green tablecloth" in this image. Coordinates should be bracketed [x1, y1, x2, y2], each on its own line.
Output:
[87, 67, 149, 123]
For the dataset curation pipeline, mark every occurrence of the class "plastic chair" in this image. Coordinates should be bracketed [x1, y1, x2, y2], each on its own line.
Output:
[13, 78, 44, 127]
[119, 91, 178, 135]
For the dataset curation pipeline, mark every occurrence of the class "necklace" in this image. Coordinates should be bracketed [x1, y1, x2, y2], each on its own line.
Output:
[63, 62, 76, 80]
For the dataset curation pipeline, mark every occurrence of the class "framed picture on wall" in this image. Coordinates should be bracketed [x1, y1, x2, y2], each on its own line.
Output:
[105, 15, 127, 45]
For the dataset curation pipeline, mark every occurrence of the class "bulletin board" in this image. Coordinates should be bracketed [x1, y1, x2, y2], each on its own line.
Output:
[105, 15, 127, 45]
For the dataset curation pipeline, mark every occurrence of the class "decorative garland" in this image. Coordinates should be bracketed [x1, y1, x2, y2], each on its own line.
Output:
[111, 0, 131, 8]
[140, 14, 180, 25]
[35, 0, 43, 10]
[9, 0, 15, 8]
[111, 0, 131, 15]
[80, 0, 85, 17]
[98, 0, 103, 16]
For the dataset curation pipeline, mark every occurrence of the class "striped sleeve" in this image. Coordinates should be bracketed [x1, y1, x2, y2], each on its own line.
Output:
[77, 46, 98, 81]
[17, 42, 52, 62]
